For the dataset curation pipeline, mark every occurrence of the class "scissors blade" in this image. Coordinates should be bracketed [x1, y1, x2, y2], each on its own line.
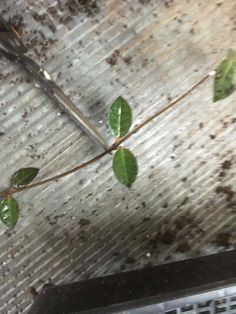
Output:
[24, 59, 108, 151]
[20, 56, 109, 151]
[48, 80, 109, 151]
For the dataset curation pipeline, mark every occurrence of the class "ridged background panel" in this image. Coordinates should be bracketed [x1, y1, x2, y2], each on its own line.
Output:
[0, 0, 236, 313]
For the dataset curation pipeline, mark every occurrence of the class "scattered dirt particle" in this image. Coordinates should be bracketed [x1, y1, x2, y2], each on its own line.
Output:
[199, 122, 204, 129]
[164, 255, 172, 262]
[106, 50, 120, 66]
[174, 163, 181, 168]
[0, 73, 11, 80]
[188, 143, 194, 150]
[60, 15, 74, 25]
[139, 0, 151, 4]
[174, 218, 186, 231]
[164, 0, 174, 8]
[176, 241, 190, 253]
[125, 256, 136, 264]
[4, 229, 15, 238]
[214, 232, 231, 248]
[22, 109, 27, 118]
[209, 134, 216, 140]
[149, 229, 175, 249]
[142, 217, 151, 223]
[32, 12, 47, 23]
[161, 230, 175, 244]
[215, 185, 234, 202]
[0, 131, 5, 136]
[181, 177, 188, 182]
[219, 171, 226, 178]
[163, 202, 169, 208]
[79, 218, 91, 227]
[85, 192, 93, 199]
[47, 6, 58, 15]
[142, 58, 149, 66]
[221, 160, 232, 170]
[8, 14, 25, 36]
[167, 94, 172, 102]
[232, 117, 236, 123]
[123, 56, 132, 65]
[222, 121, 229, 128]
[66, 0, 99, 16]
[25, 76, 33, 83]
[178, 197, 189, 207]
[148, 234, 158, 250]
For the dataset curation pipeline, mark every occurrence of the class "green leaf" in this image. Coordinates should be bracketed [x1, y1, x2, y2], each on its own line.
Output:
[213, 49, 236, 102]
[109, 96, 132, 138]
[113, 148, 138, 187]
[0, 197, 19, 228]
[11, 167, 39, 187]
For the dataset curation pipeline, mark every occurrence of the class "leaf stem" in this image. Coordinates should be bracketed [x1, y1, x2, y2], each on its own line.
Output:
[0, 74, 210, 197]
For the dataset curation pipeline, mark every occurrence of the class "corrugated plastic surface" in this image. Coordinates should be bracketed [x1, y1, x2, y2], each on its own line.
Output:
[0, 0, 236, 313]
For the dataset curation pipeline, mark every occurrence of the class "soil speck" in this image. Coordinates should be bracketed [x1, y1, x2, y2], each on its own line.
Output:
[221, 160, 232, 170]
[123, 56, 132, 65]
[106, 50, 120, 66]
[125, 256, 136, 264]
[176, 241, 190, 253]
[214, 232, 232, 248]
[66, 0, 99, 16]
[139, 0, 151, 4]
[215, 185, 234, 202]
[149, 230, 175, 249]
[79, 218, 91, 227]
[163, 202, 169, 208]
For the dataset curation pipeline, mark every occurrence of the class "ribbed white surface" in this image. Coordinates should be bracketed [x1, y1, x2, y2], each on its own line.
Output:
[0, 0, 236, 313]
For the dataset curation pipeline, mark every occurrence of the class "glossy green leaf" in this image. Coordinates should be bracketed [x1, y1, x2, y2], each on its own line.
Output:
[11, 167, 39, 187]
[0, 197, 19, 228]
[109, 96, 132, 138]
[113, 148, 138, 187]
[213, 49, 236, 102]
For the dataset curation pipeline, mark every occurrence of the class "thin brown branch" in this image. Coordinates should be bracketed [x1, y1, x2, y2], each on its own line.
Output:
[116, 74, 210, 146]
[0, 74, 210, 197]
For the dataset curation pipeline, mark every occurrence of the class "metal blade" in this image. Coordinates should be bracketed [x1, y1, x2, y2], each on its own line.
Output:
[48, 80, 109, 151]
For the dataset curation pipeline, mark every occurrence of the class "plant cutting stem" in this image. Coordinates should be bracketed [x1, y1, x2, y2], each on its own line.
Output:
[0, 74, 210, 198]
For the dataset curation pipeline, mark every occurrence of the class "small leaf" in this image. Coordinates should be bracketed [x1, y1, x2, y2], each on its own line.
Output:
[0, 197, 19, 228]
[213, 49, 236, 102]
[113, 148, 138, 187]
[11, 167, 39, 187]
[109, 96, 132, 138]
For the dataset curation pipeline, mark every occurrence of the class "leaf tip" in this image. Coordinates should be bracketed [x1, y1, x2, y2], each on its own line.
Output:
[116, 95, 124, 100]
